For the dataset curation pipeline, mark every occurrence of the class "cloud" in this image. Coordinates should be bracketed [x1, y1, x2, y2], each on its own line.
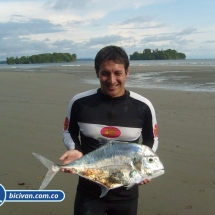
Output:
[1, 0, 215, 59]
[141, 34, 175, 43]
[44, 0, 92, 10]
[176, 27, 197, 35]
[0, 18, 65, 39]
[1, 36, 90, 59]
[85, 35, 132, 46]
[115, 15, 169, 31]
[120, 16, 153, 25]
[140, 27, 198, 44]
[45, 0, 164, 11]
[42, 0, 166, 23]
[1, 34, 126, 60]
[120, 23, 168, 30]
[52, 39, 83, 52]
[204, 40, 215, 43]
[0, 36, 50, 58]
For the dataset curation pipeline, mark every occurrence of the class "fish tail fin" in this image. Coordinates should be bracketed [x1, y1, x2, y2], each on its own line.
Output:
[33, 152, 60, 190]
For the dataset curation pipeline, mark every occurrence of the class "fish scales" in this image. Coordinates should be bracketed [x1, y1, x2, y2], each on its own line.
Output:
[69, 142, 140, 167]
[33, 141, 164, 197]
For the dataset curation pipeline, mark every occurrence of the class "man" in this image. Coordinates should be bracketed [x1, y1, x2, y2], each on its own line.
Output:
[60, 45, 158, 215]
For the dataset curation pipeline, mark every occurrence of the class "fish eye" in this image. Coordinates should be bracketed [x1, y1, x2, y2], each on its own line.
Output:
[147, 157, 155, 163]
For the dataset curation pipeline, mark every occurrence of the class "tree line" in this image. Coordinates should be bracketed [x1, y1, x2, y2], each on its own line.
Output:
[130, 49, 186, 60]
[6, 52, 77, 64]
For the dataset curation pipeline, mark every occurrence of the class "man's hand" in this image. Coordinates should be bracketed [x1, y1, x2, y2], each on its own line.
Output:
[59, 150, 83, 173]
[139, 178, 151, 185]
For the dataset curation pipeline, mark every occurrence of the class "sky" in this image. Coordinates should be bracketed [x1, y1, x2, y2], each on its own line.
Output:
[0, 0, 215, 60]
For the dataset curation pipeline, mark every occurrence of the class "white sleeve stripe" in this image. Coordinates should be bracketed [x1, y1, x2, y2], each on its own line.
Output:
[129, 91, 157, 125]
[130, 91, 158, 152]
[66, 89, 98, 118]
[63, 131, 75, 150]
[63, 89, 98, 150]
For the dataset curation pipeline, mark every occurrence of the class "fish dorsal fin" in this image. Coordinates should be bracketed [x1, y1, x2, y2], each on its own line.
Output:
[99, 185, 109, 198]
[97, 138, 110, 146]
[132, 154, 142, 172]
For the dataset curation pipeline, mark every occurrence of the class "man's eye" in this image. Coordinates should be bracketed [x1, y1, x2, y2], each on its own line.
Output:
[100, 72, 107, 76]
[115, 72, 122, 76]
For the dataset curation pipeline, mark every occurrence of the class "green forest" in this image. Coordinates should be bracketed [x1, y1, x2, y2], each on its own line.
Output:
[130, 49, 186, 60]
[6, 52, 77, 64]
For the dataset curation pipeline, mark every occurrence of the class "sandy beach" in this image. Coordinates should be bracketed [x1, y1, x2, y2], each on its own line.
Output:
[0, 65, 215, 215]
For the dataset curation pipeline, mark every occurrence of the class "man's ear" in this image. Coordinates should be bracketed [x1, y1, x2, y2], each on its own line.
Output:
[126, 67, 130, 77]
[95, 67, 99, 78]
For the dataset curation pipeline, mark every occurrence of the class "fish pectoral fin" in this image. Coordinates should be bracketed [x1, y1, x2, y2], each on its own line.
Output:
[125, 183, 136, 190]
[99, 185, 110, 198]
[132, 154, 142, 171]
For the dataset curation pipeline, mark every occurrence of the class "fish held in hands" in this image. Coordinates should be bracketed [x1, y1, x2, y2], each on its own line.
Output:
[33, 141, 164, 197]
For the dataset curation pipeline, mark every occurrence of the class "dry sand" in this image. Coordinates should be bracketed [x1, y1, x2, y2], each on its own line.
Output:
[0, 66, 215, 215]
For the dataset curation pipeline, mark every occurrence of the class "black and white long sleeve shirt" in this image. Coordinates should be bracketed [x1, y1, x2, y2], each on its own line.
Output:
[62, 88, 159, 200]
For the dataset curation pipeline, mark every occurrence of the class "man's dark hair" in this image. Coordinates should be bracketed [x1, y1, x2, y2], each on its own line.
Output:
[94, 45, 129, 73]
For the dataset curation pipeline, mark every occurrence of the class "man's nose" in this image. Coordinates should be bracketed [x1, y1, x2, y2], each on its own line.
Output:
[108, 74, 116, 83]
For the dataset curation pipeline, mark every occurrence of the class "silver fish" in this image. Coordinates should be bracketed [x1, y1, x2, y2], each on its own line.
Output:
[33, 141, 164, 197]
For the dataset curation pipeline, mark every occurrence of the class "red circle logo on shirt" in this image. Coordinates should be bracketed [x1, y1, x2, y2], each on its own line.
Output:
[64, 117, 69, 131]
[154, 124, 158, 137]
[101, 127, 121, 138]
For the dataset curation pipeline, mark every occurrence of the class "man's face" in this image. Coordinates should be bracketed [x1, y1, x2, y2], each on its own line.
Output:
[96, 60, 129, 97]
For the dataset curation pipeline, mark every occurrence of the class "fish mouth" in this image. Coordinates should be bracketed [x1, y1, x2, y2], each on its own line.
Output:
[153, 169, 165, 174]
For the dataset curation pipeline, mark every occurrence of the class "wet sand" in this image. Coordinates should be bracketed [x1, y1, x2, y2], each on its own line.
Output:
[0, 66, 215, 215]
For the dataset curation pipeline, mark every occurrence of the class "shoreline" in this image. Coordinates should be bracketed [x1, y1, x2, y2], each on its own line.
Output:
[0, 69, 215, 215]
[1, 64, 215, 71]
[1, 64, 215, 93]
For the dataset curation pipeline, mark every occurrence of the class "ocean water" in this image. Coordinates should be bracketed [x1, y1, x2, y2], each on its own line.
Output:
[130, 59, 215, 92]
[1, 59, 215, 68]
[1, 59, 215, 92]
[129, 59, 215, 67]
[126, 70, 215, 92]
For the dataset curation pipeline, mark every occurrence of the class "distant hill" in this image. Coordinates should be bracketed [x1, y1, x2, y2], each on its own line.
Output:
[0, 61, 6, 64]
[6, 52, 77, 64]
[130, 48, 186, 60]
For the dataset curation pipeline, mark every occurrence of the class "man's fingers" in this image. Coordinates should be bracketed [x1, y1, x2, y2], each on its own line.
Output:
[139, 178, 152, 185]
[61, 168, 75, 174]
[59, 153, 67, 161]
